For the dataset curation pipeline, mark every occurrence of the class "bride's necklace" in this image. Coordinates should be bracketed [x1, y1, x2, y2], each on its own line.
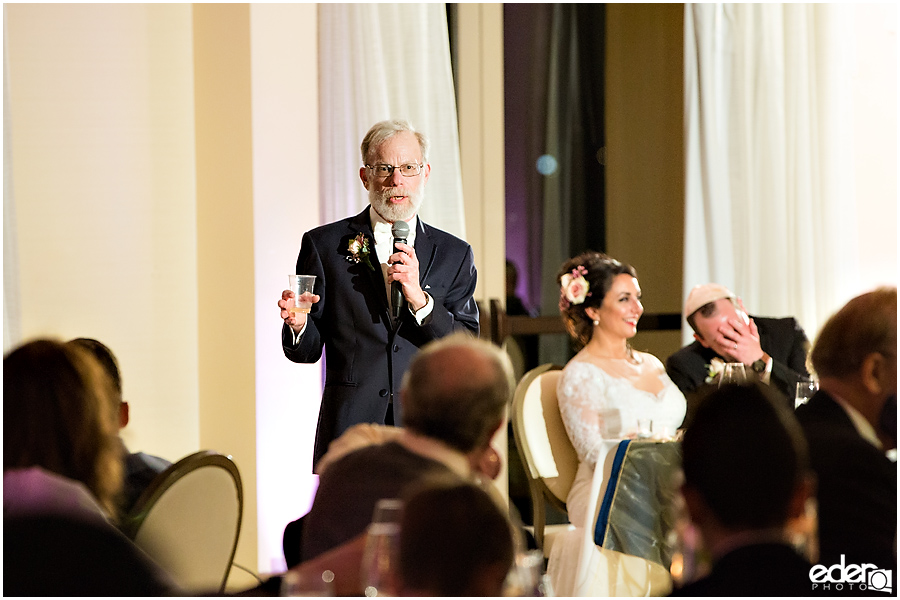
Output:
[584, 343, 642, 366]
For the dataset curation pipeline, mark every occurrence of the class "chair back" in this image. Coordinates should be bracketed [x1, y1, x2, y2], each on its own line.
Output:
[510, 364, 578, 549]
[122, 450, 243, 594]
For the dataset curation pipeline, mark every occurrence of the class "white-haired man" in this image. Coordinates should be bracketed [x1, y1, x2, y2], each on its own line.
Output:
[277, 120, 480, 470]
[666, 283, 810, 425]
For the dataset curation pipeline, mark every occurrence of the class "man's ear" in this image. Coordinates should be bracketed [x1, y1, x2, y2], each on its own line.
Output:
[861, 352, 886, 396]
[119, 401, 130, 429]
[693, 332, 710, 348]
[359, 166, 370, 189]
[787, 473, 816, 521]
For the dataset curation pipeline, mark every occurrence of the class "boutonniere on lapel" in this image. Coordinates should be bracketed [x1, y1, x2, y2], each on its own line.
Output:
[705, 357, 725, 384]
[346, 233, 375, 271]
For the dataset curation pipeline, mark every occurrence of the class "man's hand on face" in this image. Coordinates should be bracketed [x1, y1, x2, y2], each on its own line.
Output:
[715, 315, 764, 364]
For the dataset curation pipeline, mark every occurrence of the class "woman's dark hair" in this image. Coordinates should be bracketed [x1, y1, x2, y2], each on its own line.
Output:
[556, 251, 638, 350]
[3, 339, 123, 518]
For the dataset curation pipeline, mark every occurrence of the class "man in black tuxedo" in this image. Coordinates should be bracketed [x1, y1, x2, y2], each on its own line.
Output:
[666, 283, 810, 425]
[795, 287, 896, 578]
[671, 383, 815, 596]
[277, 120, 479, 470]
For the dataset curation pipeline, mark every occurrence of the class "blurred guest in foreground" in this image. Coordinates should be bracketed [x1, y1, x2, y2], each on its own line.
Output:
[795, 287, 897, 574]
[667, 283, 810, 425]
[298, 332, 514, 565]
[671, 383, 814, 596]
[547, 251, 686, 596]
[4, 339, 123, 520]
[68, 337, 171, 514]
[395, 477, 516, 596]
[3, 339, 175, 595]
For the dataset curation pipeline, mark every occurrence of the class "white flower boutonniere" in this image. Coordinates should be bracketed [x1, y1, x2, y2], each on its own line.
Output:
[346, 232, 375, 271]
[705, 357, 725, 384]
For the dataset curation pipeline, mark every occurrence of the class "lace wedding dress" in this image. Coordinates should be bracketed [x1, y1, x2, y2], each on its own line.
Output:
[547, 356, 687, 597]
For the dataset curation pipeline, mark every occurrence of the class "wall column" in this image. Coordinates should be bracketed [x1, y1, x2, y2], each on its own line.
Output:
[193, 3, 258, 571]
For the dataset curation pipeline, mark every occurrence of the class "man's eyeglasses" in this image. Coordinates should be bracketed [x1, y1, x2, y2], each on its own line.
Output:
[365, 163, 423, 178]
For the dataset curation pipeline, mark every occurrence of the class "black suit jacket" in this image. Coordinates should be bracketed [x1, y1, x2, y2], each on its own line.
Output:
[666, 316, 810, 425]
[670, 543, 812, 597]
[795, 391, 897, 572]
[282, 209, 479, 469]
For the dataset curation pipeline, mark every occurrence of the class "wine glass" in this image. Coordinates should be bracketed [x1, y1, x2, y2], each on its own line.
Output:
[719, 363, 747, 386]
[360, 499, 403, 597]
[795, 379, 818, 409]
[504, 549, 550, 596]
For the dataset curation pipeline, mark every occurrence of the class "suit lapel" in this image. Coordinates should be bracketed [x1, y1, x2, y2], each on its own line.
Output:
[415, 218, 437, 288]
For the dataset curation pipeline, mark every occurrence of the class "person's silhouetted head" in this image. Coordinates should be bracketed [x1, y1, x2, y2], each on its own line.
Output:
[68, 337, 129, 429]
[4, 339, 123, 516]
[682, 383, 811, 532]
[397, 477, 515, 596]
[400, 333, 514, 454]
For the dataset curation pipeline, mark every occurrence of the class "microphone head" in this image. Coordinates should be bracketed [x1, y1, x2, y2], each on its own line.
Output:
[391, 220, 410, 239]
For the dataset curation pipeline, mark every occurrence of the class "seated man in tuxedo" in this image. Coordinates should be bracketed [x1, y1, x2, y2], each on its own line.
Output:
[298, 333, 513, 563]
[277, 119, 480, 472]
[795, 287, 897, 577]
[671, 383, 815, 596]
[68, 338, 171, 515]
[666, 284, 810, 425]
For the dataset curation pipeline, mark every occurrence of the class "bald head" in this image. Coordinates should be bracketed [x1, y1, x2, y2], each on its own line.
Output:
[401, 333, 514, 453]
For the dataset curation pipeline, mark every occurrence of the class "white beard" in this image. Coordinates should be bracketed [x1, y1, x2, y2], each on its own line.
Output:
[368, 183, 424, 223]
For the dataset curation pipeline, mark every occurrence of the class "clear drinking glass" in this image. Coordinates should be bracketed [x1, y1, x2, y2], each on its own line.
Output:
[289, 275, 316, 314]
[637, 418, 654, 439]
[360, 499, 403, 597]
[719, 363, 747, 386]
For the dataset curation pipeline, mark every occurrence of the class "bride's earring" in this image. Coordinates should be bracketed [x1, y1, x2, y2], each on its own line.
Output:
[593, 319, 599, 326]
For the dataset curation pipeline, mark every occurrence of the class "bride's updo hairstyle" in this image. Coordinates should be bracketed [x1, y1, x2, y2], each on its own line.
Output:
[557, 251, 638, 350]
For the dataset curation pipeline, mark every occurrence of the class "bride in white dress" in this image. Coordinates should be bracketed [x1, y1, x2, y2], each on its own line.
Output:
[546, 252, 687, 596]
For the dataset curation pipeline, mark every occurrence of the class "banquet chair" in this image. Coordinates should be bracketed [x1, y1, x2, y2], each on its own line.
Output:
[510, 363, 577, 556]
[122, 450, 243, 594]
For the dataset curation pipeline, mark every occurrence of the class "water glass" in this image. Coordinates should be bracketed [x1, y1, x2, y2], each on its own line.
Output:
[637, 418, 653, 439]
[719, 363, 747, 386]
[505, 549, 550, 596]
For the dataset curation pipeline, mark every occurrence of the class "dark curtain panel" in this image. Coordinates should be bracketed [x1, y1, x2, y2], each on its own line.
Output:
[505, 3, 606, 366]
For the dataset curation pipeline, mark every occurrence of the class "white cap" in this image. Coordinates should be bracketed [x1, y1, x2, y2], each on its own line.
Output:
[684, 283, 736, 319]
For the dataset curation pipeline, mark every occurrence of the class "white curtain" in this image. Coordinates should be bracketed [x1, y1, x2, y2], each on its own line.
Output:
[318, 4, 466, 239]
[683, 4, 857, 343]
[4, 5, 22, 353]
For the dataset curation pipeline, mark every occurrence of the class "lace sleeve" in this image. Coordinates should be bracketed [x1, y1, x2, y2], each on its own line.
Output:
[557, 362, 617, 465]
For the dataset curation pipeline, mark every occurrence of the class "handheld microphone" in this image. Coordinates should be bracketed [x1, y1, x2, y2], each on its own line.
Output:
[391, 220, 410, 319]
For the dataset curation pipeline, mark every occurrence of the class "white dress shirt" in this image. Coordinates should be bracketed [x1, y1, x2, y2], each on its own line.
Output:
[290, 207, 433, 345]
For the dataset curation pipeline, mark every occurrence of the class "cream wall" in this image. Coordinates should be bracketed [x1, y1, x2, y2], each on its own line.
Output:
[5, 3, 324, 576]
[248, 3, 322, 574]
[6, 4, 200, 463]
